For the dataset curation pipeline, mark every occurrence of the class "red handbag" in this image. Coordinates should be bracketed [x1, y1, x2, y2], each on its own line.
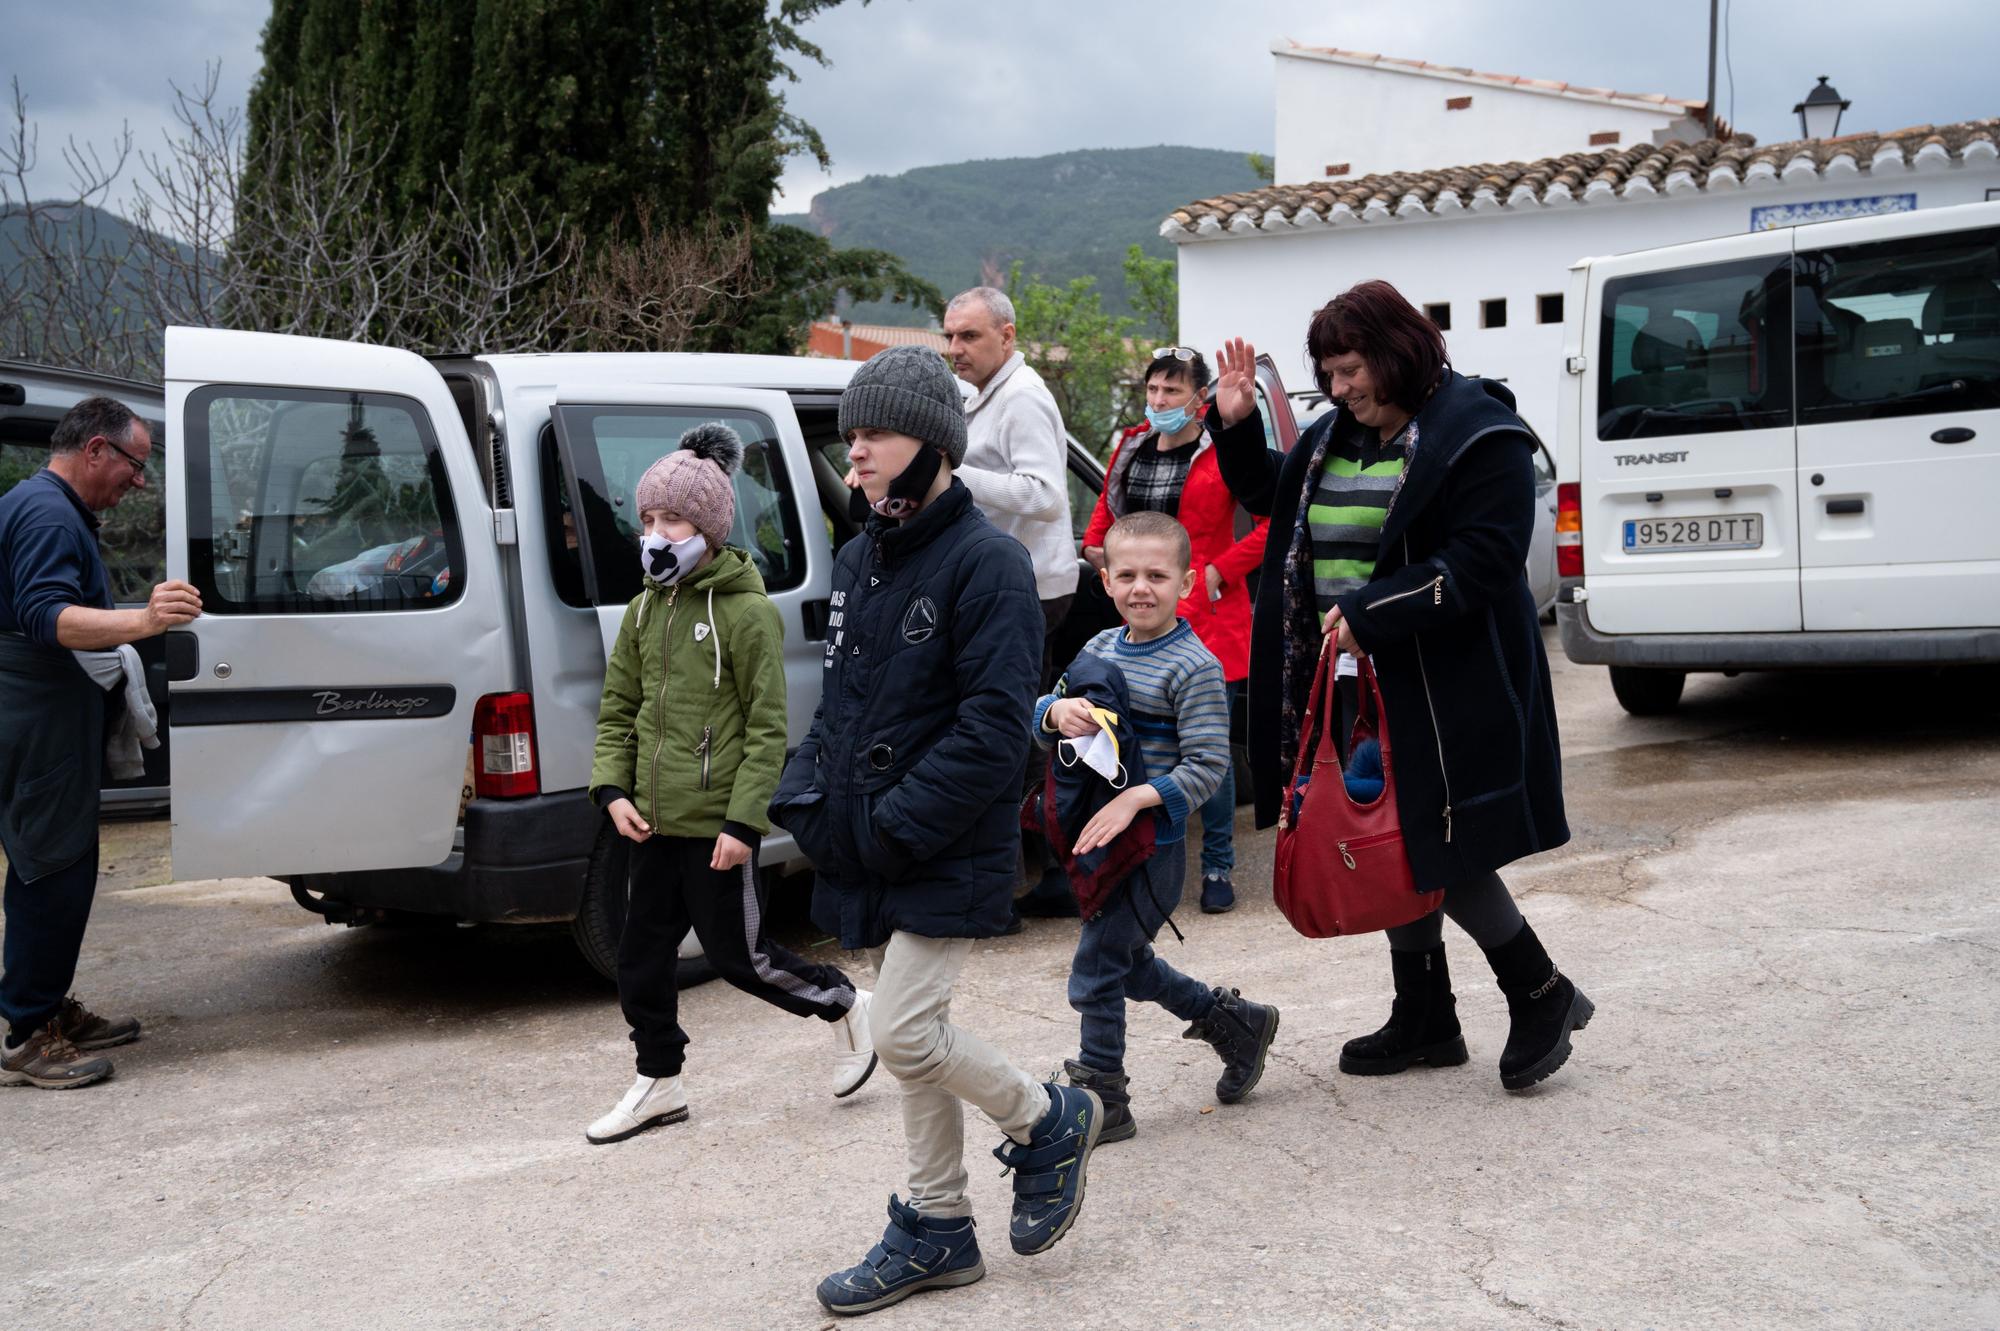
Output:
[1273, 644, 1443, 938]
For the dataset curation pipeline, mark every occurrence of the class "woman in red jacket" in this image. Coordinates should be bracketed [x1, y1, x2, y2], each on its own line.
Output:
[1081, 347, 1270, 913]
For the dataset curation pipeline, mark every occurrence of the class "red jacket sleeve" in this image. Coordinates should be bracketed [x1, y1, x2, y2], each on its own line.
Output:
[1211, 512, 1269, 583]
[1082, 440, 1122, 549]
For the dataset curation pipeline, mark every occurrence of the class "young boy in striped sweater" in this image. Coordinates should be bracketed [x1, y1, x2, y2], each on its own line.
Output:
[1034, 511, 1281, 1141]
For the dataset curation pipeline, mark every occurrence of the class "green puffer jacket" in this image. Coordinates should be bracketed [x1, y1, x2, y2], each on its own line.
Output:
[589, 548, 787, 838]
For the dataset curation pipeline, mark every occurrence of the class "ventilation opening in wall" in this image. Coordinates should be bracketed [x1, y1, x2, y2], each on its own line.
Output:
[1538, 293, 1564, 325]
[1482, 298, 1507, 329]
[1424, 302, 1452, 331]
[1446, 96, 1473, 111]
[1589, 131, 1621, 146]
[1324, 162, 1351, 177]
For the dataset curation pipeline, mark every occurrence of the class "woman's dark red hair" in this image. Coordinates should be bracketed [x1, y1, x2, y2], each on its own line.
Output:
[1305, 279, 1450, 412]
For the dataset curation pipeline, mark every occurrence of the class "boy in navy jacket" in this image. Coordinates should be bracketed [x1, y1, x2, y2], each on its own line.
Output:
[771, 345, 1106, 1317]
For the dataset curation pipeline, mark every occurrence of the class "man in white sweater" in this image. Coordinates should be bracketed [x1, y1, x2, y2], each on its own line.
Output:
[943, 286, 1076, 627]
[944, 286, 1080, 918]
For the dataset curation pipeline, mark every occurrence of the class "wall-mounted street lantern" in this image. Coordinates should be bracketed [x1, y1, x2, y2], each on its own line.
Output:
[1794, 76, 1850, 141]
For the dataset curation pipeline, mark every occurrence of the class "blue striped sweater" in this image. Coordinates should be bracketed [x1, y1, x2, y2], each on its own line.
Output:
[1033, 620, 1230, 842]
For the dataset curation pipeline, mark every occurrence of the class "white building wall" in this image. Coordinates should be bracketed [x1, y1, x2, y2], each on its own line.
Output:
[1272, 51, 1697, 184]
[1179, 168, 2000, 437]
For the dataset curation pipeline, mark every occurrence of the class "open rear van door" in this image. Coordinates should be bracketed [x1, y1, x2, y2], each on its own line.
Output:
[163, 328, 512, 879]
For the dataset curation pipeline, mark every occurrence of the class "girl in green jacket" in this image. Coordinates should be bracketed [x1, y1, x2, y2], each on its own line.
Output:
[583, 424, 875, 1145]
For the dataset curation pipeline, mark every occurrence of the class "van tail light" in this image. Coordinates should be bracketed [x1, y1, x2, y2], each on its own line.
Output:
[473, 692, 539, 799]
[1556, 482, 1583, 578]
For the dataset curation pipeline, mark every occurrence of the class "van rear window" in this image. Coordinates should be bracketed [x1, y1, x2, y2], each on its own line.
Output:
[1796, 226, 2000, 424]
[185, 388, 465, 614]
[1597, 255, 1793, 441]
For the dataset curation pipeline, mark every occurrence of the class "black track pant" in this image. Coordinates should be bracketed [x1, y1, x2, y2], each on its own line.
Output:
[620, 834, 857, 1078]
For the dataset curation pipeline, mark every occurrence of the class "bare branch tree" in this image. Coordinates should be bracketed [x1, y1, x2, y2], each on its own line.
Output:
[569, 205, 764, 353]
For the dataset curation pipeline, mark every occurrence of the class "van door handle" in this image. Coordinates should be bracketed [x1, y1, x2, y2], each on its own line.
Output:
[164, 630, 200, 681]
[1826, 499, 1865, 515]
[801, 599, 831, 641]
[1930, 427, 1975, 445]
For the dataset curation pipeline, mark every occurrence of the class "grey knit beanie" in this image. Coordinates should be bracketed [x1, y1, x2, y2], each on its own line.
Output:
[634, 423, 743, 550]
[837, 345, 968, 466]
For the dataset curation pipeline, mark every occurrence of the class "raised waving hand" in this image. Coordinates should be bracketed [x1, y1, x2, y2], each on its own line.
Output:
[1212, 337, 1258, 428]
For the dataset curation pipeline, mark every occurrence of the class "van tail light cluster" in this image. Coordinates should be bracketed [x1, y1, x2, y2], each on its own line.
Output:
[1556, 483, 1583, 579]
[473, 692, 539, 799]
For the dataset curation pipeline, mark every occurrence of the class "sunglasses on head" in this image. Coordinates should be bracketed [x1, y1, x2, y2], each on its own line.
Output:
[1150, 346, 1197, 363]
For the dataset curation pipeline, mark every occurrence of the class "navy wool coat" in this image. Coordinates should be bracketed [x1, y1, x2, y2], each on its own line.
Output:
[1211, 373, 1569, 892]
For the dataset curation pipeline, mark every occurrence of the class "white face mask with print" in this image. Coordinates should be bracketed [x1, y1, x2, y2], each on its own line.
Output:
[640, 531, 708, 586]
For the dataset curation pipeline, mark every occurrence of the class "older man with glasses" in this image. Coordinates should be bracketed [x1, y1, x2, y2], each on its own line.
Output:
[0, 396, 202, 1089]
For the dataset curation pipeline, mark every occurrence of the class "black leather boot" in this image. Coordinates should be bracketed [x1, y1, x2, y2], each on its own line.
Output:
[1183, 987, 1280, 1104]
[1482, 921, 1595, 1091]
[1339, 946, 1470, 1076]
[1062, 1059, 1135, 1144]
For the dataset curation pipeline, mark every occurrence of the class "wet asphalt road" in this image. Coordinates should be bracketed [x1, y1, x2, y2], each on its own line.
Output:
[4, 632, 1998, 1330]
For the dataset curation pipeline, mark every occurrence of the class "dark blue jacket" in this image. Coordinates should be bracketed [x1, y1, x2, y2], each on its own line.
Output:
[1213, 373, 1569, 892]
[1032, 652, 1156, 923]
[0, 470, 113, 646]
[771, 481, 1042, 949]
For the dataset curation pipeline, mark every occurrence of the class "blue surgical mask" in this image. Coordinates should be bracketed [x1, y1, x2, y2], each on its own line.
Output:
[640, 531, 708, 586]
[1145, 404, 1193, 435]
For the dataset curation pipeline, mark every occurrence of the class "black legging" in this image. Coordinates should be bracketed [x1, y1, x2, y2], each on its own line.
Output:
[1329, 675, 1525, 953]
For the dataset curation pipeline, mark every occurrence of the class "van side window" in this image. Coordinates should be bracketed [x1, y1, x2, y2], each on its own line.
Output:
[547, 407, 803, 607]
[1597, 256, 1793, 440]
[1796, 227, 2000, 423]
[185, 388, 464, 614]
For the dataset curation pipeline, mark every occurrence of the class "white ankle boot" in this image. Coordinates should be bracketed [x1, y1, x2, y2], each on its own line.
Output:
[831, 989, 878, 1099]
[586, 1075, 689, 1144]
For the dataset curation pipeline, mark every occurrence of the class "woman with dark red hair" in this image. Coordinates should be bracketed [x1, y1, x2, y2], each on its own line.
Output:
[1209, 280, 1593, 1092]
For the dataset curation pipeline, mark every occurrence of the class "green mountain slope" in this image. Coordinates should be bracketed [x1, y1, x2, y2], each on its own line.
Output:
[774, 145, 1262, 327]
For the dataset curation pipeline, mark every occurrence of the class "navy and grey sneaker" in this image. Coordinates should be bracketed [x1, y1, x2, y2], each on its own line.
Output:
[993, 1081, 1103, 1255]
[816, 1195, 985, 1317]
[1200, 873, 1236, 914]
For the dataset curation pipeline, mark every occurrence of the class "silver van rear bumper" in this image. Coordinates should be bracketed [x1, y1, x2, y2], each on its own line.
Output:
[1558, 603, 2000, 669]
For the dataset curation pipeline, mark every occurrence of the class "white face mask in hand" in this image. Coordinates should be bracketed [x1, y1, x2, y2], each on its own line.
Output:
[640, 531, 708, 586]
[1059, 716, 1128, 788]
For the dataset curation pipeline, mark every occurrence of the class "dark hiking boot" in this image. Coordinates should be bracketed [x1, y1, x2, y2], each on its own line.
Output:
[1062, 1058, 1135, 1144]
[1339, 946, 1470, 1076]
[817, 1194, 985, 1316]
[1183, 987, 1280, 1104]
[57, 995, 141, 1052]
[1199, 874, 1236, 914]
[994, 1082, 1102, 1255]
[1, 1020, 113, 1090]
[1482, 922, 1595, 1092]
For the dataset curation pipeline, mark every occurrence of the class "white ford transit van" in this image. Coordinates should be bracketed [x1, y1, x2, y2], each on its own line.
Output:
[160, 330, 1128, 976]
[1554, 201, 2000, 713]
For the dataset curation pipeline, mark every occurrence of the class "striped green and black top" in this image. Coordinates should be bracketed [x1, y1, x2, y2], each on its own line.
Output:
[1306, 418, 1411, 615]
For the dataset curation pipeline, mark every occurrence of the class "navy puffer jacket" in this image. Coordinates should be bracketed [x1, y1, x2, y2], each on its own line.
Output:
[771, 480, 1042, 949]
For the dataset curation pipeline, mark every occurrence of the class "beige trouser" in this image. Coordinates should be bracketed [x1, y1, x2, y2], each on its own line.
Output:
[866, 930, 1051, 1219]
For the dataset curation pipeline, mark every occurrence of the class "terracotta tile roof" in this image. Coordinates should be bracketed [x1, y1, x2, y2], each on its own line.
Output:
[1163, 119, 2000, 241]
[1277, 41, 1707, 115]
[805, 320, 947, 360]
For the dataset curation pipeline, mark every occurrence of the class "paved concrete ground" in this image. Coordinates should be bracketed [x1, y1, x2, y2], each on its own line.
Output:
[4, 636, 1998, 1330]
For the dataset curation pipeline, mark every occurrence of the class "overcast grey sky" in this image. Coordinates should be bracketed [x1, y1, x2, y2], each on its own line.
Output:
[6, 0, 1995, 213]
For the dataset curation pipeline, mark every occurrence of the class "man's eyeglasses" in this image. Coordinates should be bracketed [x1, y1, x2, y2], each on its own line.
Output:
[1150, 346, 1198, 363]
[98, 436, 147, 479]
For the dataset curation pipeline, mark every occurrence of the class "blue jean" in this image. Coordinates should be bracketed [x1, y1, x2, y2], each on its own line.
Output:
[1196, 681, 1241, 877]
[1067, 840, 1216, 1073]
